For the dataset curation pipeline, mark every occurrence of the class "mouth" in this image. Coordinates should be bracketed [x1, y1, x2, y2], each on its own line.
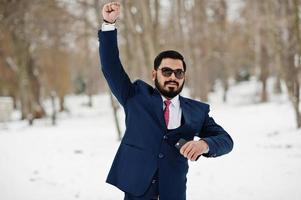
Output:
[165, 82, 178, 87]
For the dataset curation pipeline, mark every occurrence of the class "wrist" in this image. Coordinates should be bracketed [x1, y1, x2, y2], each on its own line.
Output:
[101, 22, 116, 31]
[199, 139, 209, 153]
[103, 18, 116, 24]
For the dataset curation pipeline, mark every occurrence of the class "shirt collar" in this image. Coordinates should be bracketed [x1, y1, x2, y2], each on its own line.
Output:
[161, 95, 180, 108]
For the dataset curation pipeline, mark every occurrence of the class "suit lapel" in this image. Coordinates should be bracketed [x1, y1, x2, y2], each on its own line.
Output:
[150, 89, 166, 129]
[179, 96, 193, 127]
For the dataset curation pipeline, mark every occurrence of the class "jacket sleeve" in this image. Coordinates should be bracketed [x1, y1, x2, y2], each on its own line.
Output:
[98, 29, 135, 106]
[200, 106, 234, 158]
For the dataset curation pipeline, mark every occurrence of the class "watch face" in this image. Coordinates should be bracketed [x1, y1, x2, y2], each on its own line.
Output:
[175, 138, 187, 150]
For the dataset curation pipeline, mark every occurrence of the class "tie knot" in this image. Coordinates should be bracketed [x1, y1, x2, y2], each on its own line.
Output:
[164, 100, 171, 107]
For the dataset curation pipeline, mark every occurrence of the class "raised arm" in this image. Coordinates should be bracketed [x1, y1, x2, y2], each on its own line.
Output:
[98, 2, 134, 106]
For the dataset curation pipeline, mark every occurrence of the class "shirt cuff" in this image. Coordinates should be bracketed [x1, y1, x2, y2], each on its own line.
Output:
[101, 22, 116, 31]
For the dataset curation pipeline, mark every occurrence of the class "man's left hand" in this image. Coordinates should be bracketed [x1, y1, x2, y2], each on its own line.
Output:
[180, 140, 209, 161]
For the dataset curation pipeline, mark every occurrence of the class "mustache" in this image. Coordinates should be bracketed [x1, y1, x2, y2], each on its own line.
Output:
[164, 81, 179, 86]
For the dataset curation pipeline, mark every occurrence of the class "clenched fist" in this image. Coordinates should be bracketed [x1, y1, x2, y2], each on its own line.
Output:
[102, 2, 121, 23]
[180, 140, 209, 161]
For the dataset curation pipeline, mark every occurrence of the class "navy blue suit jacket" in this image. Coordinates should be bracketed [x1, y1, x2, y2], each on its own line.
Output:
[98, 29, 233, 199]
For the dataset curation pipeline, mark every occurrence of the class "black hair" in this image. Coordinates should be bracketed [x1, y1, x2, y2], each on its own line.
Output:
[153, 50, 186, 72]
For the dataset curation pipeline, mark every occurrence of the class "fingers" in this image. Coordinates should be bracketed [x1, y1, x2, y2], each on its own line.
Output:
[191, 153, 199, 161]
[182, 142, 193, 157]
[111, 2, 120, 9]
[180, 142, 194, 160]
[105, 2, 120, 12]
[180, 141, 201, 161]
[111, 4, 120, 12]
[180, 142, 189, 155]
[187, 148, 195, 160]
[104, 4, 111, 12]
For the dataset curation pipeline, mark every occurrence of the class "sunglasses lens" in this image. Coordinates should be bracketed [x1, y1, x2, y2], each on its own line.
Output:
[160, 67, 185, 79]
[175, 70, 184, 79]
[161, 68, 173, 77]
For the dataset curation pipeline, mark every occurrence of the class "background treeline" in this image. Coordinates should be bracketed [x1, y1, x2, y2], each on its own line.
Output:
[0, 0, 301, 130]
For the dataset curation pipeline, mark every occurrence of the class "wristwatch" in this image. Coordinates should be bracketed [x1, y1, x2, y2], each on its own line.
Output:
[103, 19, 116, 24]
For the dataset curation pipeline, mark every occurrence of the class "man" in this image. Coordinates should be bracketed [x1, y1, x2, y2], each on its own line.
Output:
[98, 2, 233, 200]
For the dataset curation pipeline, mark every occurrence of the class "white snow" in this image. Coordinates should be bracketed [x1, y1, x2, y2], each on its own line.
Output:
[1, 79, 301, 200]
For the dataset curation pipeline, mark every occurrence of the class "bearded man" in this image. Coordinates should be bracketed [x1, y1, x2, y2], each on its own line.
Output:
[98, 2, 234, 200]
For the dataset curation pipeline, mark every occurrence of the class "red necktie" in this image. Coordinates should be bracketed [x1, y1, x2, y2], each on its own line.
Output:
[164, 100, 171, 127]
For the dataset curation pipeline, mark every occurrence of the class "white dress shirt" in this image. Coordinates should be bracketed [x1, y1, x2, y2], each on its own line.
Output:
[161, 95, 182, 130]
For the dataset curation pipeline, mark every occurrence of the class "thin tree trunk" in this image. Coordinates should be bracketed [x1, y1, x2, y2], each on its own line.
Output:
[109, 92, 122, 140]
[51, 91, 56, 126]
[260, 45, 269, 102]
[59, 95, 65, 112]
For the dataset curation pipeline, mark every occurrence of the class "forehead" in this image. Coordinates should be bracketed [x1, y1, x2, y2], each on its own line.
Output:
[160, 58, 184, 70]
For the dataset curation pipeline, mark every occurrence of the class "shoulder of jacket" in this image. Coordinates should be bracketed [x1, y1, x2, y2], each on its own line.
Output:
[181, 96, 210, 111]
[132, 79, 155, 93]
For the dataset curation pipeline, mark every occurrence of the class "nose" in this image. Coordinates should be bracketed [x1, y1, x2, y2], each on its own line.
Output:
[168, 72, 177, 80]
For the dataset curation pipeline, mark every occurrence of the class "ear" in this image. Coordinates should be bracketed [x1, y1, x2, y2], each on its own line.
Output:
[151, 70, 156, 81]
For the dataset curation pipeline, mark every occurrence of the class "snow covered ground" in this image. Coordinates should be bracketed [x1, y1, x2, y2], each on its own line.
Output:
[0, 79, 301, 200]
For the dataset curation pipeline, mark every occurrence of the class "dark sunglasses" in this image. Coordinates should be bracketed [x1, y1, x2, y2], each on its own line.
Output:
[158, 67, 185, 79]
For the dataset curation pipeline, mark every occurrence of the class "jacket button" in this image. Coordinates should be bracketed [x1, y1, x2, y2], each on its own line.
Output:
[163, 135, 168, 140]
[158, 153, 164, 158]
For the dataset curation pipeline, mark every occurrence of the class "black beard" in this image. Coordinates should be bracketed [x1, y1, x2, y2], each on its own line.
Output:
[155, 77, 184, 98]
